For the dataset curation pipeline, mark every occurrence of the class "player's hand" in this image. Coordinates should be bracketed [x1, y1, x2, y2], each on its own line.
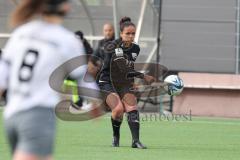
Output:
[144, 75, 156, 84]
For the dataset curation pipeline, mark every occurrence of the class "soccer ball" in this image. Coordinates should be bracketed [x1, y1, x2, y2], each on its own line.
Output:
[164, 75, 184, 96]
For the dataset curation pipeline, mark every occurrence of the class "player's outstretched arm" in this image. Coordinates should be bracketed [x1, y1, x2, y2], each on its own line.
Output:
[127, 71, 156, 84]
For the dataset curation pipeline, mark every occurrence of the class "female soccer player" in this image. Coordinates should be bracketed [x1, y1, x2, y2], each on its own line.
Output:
[0, 0, 91, 159]
[98, 17, 155, 149]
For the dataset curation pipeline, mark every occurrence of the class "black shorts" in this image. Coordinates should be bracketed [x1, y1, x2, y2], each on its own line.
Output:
[98, 82, 133, 99]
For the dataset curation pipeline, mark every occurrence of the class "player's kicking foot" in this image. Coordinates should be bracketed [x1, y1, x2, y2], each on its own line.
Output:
[112, 136, 120, 147]
[132, 140, 147, 149]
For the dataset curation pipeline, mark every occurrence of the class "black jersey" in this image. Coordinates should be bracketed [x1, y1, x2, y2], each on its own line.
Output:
[99, 39, 141, 86]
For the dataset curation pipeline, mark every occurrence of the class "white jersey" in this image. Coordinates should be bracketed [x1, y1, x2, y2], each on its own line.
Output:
[1, 20, 86, 119]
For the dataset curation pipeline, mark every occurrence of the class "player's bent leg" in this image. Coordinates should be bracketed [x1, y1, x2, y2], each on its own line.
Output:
[122, 93, 147, 149]
[106, 93, 124, 119]
[122, 93, 137, 112]
[46, 156, 53, 160]
[13, 151, 52, 160]
[106, 93, 124, 147]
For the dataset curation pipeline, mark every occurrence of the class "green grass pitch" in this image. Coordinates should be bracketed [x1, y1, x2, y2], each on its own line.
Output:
[1, 110, 240, 160]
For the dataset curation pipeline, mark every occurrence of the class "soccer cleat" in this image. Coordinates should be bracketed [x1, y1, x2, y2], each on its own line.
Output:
[69, 100, 94, 114]
[69, 103, 83, 114]
[132, 140, 147, 149]
[112, 136, 120, 147]
[71, 102, 81, 110]
[81, 101, 93, 111]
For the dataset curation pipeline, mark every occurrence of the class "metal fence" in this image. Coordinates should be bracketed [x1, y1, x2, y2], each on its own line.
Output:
[0, 0, 239, 73]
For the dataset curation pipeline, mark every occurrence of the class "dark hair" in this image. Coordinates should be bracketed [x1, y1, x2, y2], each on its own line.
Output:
[10, 0, 68, 28]
[75, 30, 84, 40]
[75, 31, 93, 55]
[119, 17, 135, 32]
[83, 39, 93, 55]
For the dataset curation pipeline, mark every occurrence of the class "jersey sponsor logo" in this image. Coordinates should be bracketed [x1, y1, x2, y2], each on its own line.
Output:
[115, 48, 123, 57]
[132, 52, 137, 60]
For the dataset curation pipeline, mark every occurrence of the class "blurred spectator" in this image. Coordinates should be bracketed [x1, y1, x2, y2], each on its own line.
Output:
[93, 23, 115, 83]
[94, 23, 115, 59]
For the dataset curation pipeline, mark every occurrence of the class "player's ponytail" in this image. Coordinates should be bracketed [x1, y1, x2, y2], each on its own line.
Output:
[119, 16, 135, 32]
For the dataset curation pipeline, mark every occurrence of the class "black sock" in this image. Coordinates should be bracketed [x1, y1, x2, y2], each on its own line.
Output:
[127, 110, 140, 141]
[111, 117, 122, 137]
